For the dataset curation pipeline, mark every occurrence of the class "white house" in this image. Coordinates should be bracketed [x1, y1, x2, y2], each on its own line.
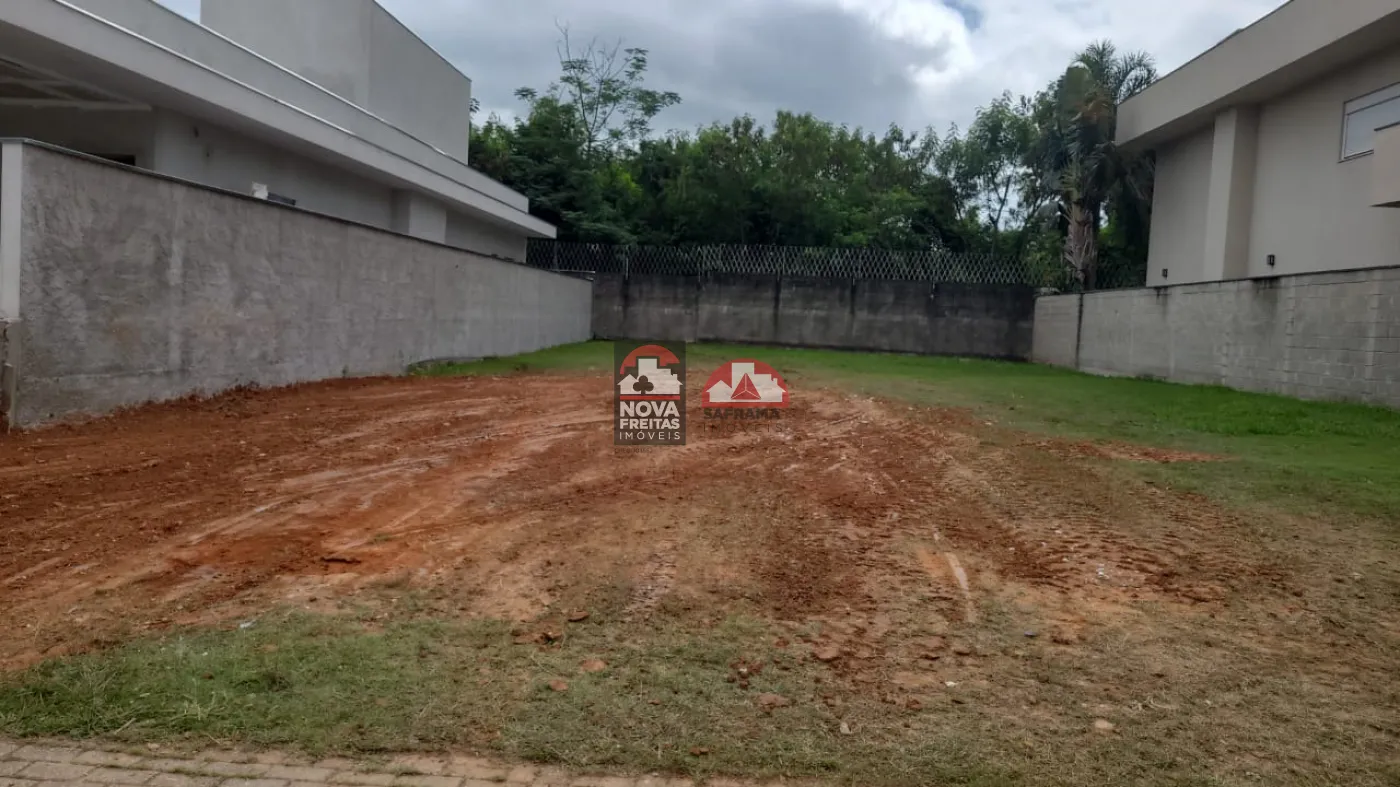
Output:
[0, 0, 553, 260]
[1117, 0, 1400, 285]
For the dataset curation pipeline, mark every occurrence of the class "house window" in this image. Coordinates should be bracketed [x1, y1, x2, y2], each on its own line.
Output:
[1342, 83, 1400, 159]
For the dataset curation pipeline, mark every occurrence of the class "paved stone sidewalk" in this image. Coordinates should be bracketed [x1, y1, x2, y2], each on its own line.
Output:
[0, 739, 786, 787]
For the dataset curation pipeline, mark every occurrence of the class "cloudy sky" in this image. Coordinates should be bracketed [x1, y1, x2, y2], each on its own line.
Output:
[157, 0, 1285, 135]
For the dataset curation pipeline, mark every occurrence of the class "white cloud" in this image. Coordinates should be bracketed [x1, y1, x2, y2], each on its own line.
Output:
[804, 0, 1283, 129]
[155, 0, 1285, 133]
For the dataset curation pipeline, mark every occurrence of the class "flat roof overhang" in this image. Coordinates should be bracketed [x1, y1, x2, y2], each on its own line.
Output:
[1117, 0, 1400, 151]
[0, 0, 556, 239]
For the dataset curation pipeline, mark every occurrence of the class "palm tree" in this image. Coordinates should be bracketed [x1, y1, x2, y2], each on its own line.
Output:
[1037, 41, 1157, 288]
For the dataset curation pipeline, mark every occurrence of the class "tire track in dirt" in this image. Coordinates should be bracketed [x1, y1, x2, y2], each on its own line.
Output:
[0, 374, 1282, 670]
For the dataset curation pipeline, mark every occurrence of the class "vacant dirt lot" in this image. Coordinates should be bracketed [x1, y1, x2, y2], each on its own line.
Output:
[4, 370, 1400, 784]
[2, 371, 1274, 667]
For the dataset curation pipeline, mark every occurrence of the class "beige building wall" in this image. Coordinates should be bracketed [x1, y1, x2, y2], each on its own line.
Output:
[1146, 125, 1214, 285]
[1249, 46, 1400, 278]
[1115, 0, 1400, 149]
[1146, 47, 1400, 284]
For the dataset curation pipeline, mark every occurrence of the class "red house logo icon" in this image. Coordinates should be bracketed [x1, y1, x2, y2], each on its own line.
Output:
[701, 360, 790, 409]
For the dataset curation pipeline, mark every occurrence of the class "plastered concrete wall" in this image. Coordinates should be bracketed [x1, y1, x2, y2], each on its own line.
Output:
[1116, 0, 1400, 147]
[1249, 46, 1400, 279]
[0, 145, 13, 427]
[150, 109, 396, 229]
[592, 274, 1035, 358]
[11, 144, 590, 427]
[1145, 47, 1400, 285]
[0, 320, 16, 430]
[200, 0, 373, 105]
[1146, 124, 1214, 285]
[1031, 268, 1400, 407]
[365, 4, 473, 163]
[72, 0, 506, 206]
[201, 0, 472, 163]
[447, 212, 529, 262]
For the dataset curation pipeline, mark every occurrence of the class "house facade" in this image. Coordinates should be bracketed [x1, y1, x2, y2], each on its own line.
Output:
[0, 0, 552, 260]
[1118, 0, 1400, 286]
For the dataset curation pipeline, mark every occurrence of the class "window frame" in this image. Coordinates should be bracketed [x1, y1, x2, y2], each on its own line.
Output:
[1341, 81, 1400, 161]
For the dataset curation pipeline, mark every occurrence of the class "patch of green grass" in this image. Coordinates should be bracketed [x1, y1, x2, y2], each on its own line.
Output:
[421, 341, 1400, 521]
[0, 611, 1014, 786]
[6, 602, 1396, 786]
[0, 615, 477, 752]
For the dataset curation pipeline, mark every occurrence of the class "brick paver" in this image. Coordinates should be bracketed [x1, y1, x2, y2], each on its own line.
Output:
[76, 751, 147, 768]
[0, 739, 804, 787]
[146, 773, 219, 787]
[17, 761, 93, 781]
[199, 763, 271, 779]
[265, 767, 333, 782]
[389, 776, 458, 787]
[85, 765, 158, 784]
[11, 746, 82, 764]
[220, 778, 287, 787]
[328, 773, 396, 787]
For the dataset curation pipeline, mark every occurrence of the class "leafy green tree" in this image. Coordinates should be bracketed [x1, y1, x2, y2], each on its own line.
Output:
[936, 92, 1039, 258]
[468, 27, 1159, 282]
[470, 96, 632, 242]
[1035, 41, 1157, 287]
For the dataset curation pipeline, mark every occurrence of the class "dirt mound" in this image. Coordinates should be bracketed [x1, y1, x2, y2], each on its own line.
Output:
[0, 373, 1278, 670]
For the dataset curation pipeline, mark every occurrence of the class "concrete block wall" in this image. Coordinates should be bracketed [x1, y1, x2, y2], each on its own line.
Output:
[1030, 294, 1080, 367]
[1032, 267, 1400, 407]
[593, 273, 1035, 359]
[7, 143, 590, 427]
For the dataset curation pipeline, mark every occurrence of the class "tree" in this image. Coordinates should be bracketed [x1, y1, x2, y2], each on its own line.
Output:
[471, 26, 685, 243]
[467, 28, 1161, 271]
[1037, 41, 1157, 287]
[937, 92, 1038, 257]
[515, 23, 681, 158]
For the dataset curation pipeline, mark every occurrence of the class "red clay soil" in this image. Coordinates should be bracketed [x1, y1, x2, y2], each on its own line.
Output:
[0, 373, 1277, 670]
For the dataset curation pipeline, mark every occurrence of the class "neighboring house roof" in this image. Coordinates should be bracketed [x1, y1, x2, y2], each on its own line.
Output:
[1117, 0, 1400, 149]
[0, 0, 555, 238]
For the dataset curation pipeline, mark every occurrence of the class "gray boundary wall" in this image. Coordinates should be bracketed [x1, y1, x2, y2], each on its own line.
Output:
[1031, 267, 1400, 407]
[6, 142, 591, 427]
[592, 273, 1035, 358]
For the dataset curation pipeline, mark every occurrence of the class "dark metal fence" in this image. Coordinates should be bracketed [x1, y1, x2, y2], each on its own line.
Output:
[525, 240, 1146, 291]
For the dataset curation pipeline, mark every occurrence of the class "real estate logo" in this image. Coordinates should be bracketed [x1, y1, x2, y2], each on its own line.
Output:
[701, 360, 790, 422]
[614, 341, 686, 446]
